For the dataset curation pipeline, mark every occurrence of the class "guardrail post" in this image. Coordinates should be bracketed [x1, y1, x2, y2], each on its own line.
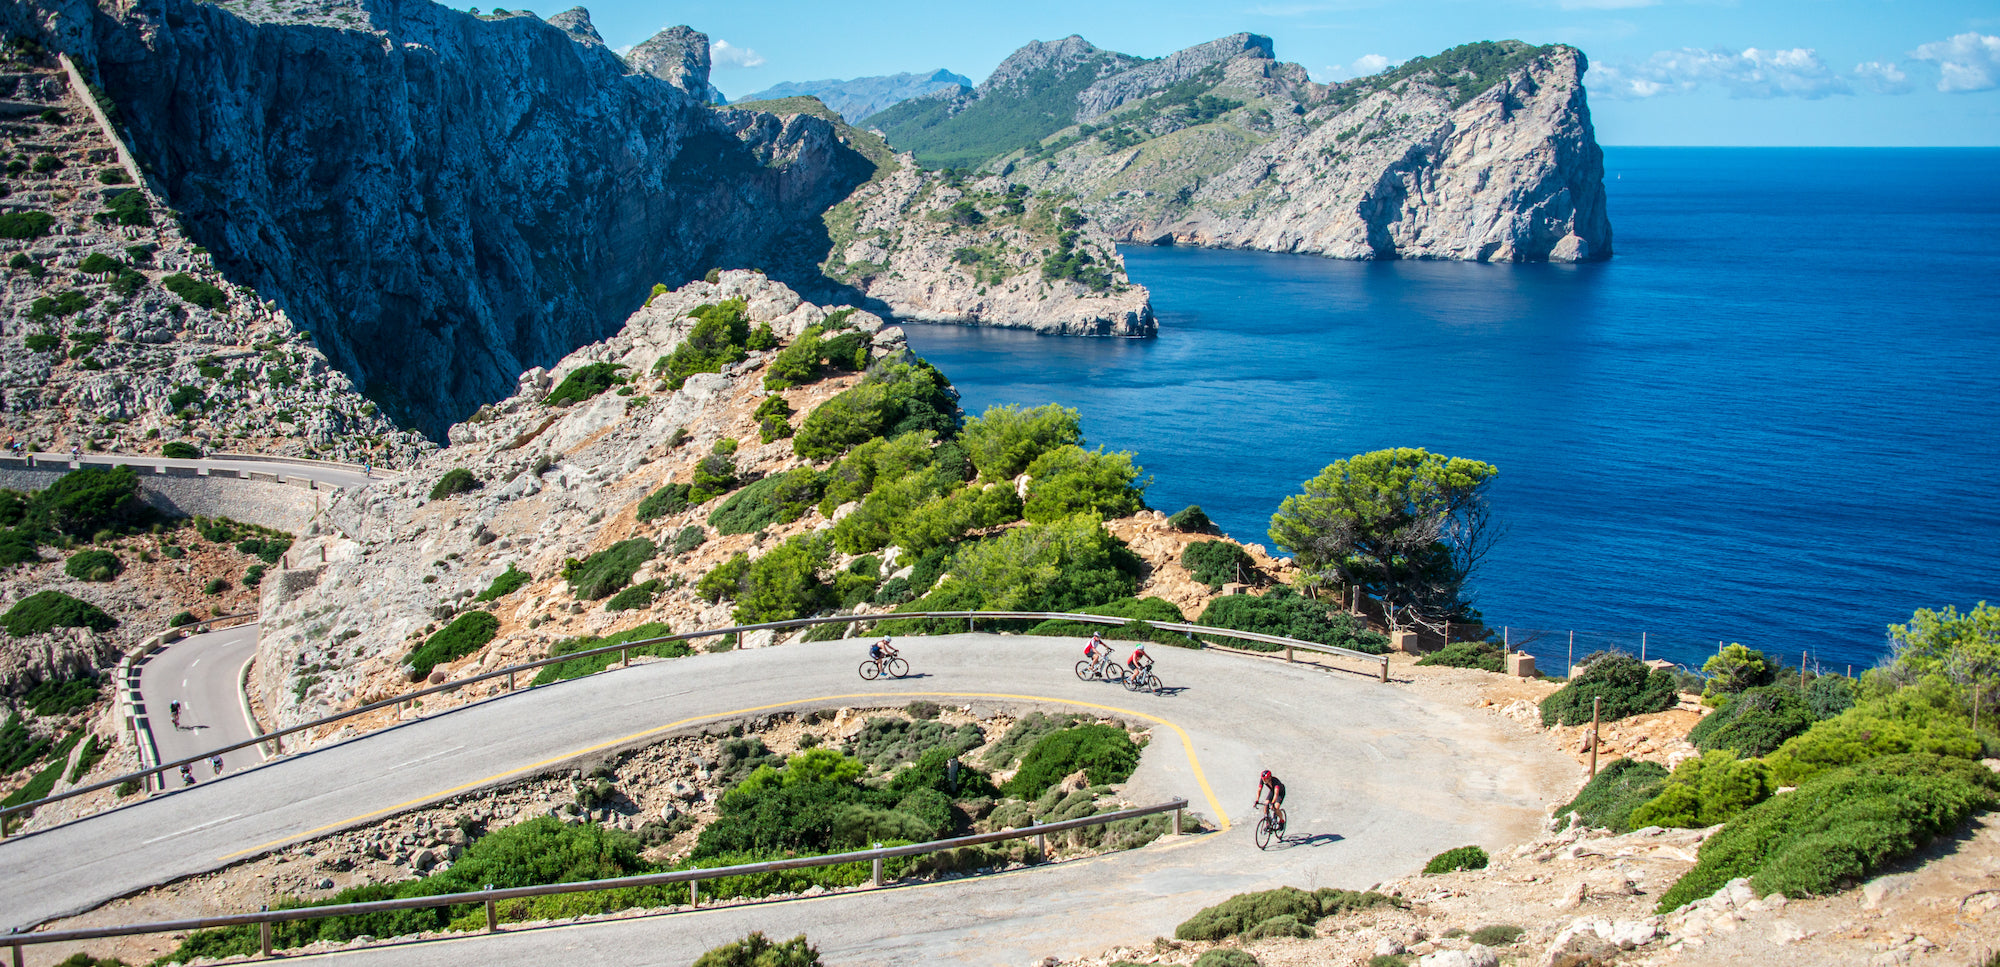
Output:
[259, 907, 271, 957]
[1285, 643, 1293, 663]
[1174, 807, 1182, 836]
[1036, 832, 1047, 858]
[485, 884, 497, 932]
[621, 646, 629, 668]
[1379, 658, 1388, 683]
[871, 857, 883, 887]
[506, 670, 514, 691]
[689, 879, 699, 907]
[9, 937, 21, 967]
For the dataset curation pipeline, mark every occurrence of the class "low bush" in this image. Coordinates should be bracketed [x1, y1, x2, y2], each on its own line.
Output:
[1021, 445, 1145, 522]
[1, 730, 83, 824]
[1242, 915, 1313, 940]
[475, 564, 530, 602]
[405, 611, 500, 678]
[543, 362, 624, 406]
[0, 527, 39, 566]
[0, 210, 54, 239]
[161, 273, 227, 310]
[883, 516, 1141, 631]
[843, 717, 984, 772]
[793, 361, 958, 460]
[1167, 505, 1212, 532]
[1655, 753, 2000, 911]
[1198, 589, 1388, 654]
[203, 577, 228, 594]
[1182, 540, 1254, 589]
[531, 622, 685, 684]
[1415, 641, 1505, 672]
[605, 579, 663, 611]
[1554, 757, 1670, 833]
[25, 675, 100, 715]
[658, 300, 750, 389]
[1627, 750, 1775, 828]
[564, 539, 656, 600]
[636, 482, 692, 521]
[708, 468, 824, 535]
[1701, 643, 1777, 705]
[1805, 674, 1858, 719]
[960, 403, 1081, 481]
[672, 524, 706, 556]
[1191, 952, 1258, 967]
[63, 548, 121, 582]
[0, 714, 49, 773]
[689, 452, 737, 504]
[1026, 596, 1189, 644]
[1176, 886, 1322, 941]
[1688, 685, 1814, 756]
[429, 468, 480, 500]
[66, 733, 105, 783]
[235, 536, 292, 564]
[981, 711, 1088, 770]
[160, 441, 201, 459]
[2, 590, 117, 636]
[732, 535, 833, 624]
[1539, 653, 1681, 727]
[692, 933, 821, 967]
[1003, 724, 1140, 800]
[167, 611, 197, 627]
[1763, 688, 1981, 786]
[1469, 925, 1525, 946]
[35, 465, 155, 537]
[1423, 845, 1489, 874]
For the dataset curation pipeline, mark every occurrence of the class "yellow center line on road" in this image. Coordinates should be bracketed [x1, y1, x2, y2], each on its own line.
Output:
[220, 690, 1228, 861]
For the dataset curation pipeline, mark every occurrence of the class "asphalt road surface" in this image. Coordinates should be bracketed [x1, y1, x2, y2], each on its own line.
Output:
[18, 451, 382, 490]
[138, 623, 265, 784]
[5, 635, 1577, 965]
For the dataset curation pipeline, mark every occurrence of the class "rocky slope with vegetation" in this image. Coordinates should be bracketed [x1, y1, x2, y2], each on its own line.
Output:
[740, 69, 972, 124]
[0, 42, 422, 462]
[871, 36, 1612, 263]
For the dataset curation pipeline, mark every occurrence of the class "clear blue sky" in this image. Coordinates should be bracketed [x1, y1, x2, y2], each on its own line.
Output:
[516, 0, 1999, 145]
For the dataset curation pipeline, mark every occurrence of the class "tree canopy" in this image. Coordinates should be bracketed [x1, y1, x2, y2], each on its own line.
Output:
[1267, 448, 1497, 627]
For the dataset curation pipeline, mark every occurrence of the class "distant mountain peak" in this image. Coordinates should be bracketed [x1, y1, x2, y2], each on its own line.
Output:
[626, 25, 724, 103]
[736, 70, 972, 122]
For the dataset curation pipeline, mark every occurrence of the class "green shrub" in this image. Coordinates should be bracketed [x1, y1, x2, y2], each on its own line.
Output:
[1191, 952, 1259, 967]
[755, 395, 794, 442]
[672, 525, 706, 556]
[636, 482, 692, 521]
[1176, 886, 1322, 941]
[1167, 504, 1212, 532]
[544, 362, 624, 406]
[63, 548, 121, 582]
[1242, 915, 1313, 940]
[605, 579, 663, 611]
[203, 577, 228, 594]
[1182, 540, 1253, 588]
[982, 711, 1089, 770]
[35, 465, 154, 537]
[844, 717, 984, 772]
[429, 468, 480, 500]
[66, 733, 106, 784]
[960, 403, 1082, 481]
[708, 468, 824, 535]
[406, 611, 500, 677]
[78, 252, 121, 275]
[1627, 750, 1775, 828]
[1554, 757, 1670, 832]
[1002, 724, 1139, 799]
[1197, 589, 1389, 654]
[1764, 689, 1981, 786]
[1026, 596, 1189, 644]
[793, 361, 958, 460]
[885, 516, 1141, 629]
[1702, 643, 1777, 704]
[691, 932, 822, 967]
[1805, 675, 1857, 719]
[1469, 925, 1524, 946]
[0, 210, 54, 238]
[166, 385, 204, 411]
[1655, 753, 2000, 911]
[235, 535, 292, 564]
[1540, 654, 1681, 727]
[890, 481, 1022, 555]
[161, 273, 226, 310]
[1, 730, 83, 823]
[1688, 685, 1814, 756]
[1416, 641, 1505, 672]
[1021, 445, 1145, 522]
[0, 714, 49, 773]
[160, 441, 201, 459]
[764, 329, 825, 390]
[2, 590, 117, 635]
[697, 552, 750, 603]
[168, 611, 197, 627]
[733, 535, 832, 624]
[690, 452, 737, 504]
[1424, 845, 1489, 874]
[475, 564, 530, 602]
[25, 675, 100, 715]
[531, 622, 685, 684]
[658, 300, 751, 388]
[23, 330, 58, 352]
[243, 563, 266, 587]
[564, 539, 656, 600]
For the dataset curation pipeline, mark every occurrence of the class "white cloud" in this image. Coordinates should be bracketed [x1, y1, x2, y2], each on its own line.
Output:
[710, 39, 765, 70]
[1592, 46, 1851, 99]
[1852, 60, 1913, 95]
[1911, 32, 2000, 92]
[1318, 53, 1398, 82]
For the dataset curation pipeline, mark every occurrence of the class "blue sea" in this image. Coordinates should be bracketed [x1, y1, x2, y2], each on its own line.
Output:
[900, 148, 2000, 673]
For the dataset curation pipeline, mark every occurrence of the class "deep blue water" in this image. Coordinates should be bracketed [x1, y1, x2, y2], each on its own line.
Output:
[900, 148, 2000, 672]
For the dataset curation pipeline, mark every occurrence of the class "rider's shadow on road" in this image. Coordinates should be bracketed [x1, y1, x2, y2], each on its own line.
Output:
[1277, 832, 1343, 849]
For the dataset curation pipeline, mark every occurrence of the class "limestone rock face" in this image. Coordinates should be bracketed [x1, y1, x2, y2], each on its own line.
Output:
[1074, 32, 1274, 121]
[825, 162, 1155, 336]
[73, 0, 872, 436]
[1031, 44, 1611, 263]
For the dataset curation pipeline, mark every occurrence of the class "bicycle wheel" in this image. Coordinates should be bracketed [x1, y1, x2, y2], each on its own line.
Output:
[886, 657, 908, 679]
[1255, 815, 1275, 850]
[1122, 669, 1145, 691]
[858, 660, 879, 681]
[1103, 662, 1124, 683]
[1075, 660, 1094, 681]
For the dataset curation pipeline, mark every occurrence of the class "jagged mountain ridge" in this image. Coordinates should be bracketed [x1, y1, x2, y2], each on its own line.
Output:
[874, 36, 1612, 263]
[739, 69, 972, 124]
[31, 0, 875, 437]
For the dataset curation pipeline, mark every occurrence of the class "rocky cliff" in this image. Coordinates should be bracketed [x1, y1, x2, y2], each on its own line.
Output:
[877, 36, 1611, 264]
[739, 69, 972, 124]
[39, 0, 875, 437]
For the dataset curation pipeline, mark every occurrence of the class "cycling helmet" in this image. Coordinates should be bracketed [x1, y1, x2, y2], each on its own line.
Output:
[1261, 770, 1272, 780]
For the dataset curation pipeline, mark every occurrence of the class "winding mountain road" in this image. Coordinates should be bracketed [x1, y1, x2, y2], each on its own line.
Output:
[4, 636, 1578, 965]
[14, 451, 382, 491]
[137, 623, 265, 783]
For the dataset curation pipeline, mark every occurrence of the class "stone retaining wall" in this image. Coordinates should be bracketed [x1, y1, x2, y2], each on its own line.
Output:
[0, 460, 324, 533]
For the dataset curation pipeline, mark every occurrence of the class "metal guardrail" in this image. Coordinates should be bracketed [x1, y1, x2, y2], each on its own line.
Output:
[2, 798, 1190, 959]
[0, 609, 1384, 831]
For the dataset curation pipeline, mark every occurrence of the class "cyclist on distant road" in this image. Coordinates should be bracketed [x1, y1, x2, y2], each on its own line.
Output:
[869, 636, 899, 675]
[179, 763, 195, 786]
[1255, 770, 1288, 828]
[210, 754, 224, 775]
[1128, 643, 1153, 676]
[169, 700, 182, 728]
[1084, 630, 1112, 666]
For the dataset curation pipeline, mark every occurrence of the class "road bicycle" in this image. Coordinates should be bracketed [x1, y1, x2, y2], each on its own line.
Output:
[1253, 799, 1287, 850]
[1074, 656, 1124, 683]
[1123, 663, 1164, 693]
[858, 656, 908, 680]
